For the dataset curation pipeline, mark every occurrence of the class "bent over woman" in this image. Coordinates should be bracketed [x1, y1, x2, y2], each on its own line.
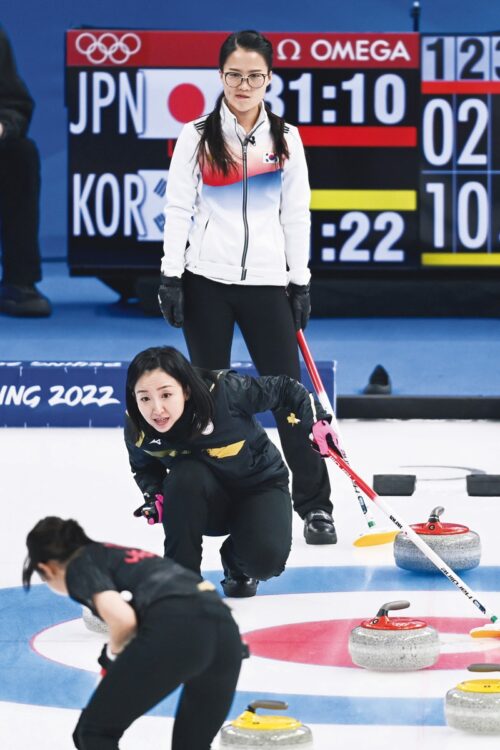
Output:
[125, 346, 338, 598]
[23, 516, 243, 750]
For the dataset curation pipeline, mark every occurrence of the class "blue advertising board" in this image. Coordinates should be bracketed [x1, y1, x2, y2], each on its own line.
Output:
[0, 361, 336, 428]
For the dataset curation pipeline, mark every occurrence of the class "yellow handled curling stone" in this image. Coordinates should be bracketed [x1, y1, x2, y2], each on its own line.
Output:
[445, 663, 500, 734]
[220, 700, 313, 747]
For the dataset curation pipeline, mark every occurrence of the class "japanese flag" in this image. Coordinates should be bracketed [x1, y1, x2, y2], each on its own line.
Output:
[139, 69, 221, 139]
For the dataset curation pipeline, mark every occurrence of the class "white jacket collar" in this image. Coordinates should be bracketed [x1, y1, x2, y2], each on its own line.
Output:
[220, 99, 268, 140]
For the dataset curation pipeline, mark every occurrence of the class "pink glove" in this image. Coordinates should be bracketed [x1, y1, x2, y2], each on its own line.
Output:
[133, 494, 164, 525]
[311, 420, 342, 457]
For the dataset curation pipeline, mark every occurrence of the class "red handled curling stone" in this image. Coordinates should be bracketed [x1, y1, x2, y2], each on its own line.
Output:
[348, 600, 440, 671]
[393, 506, 481, 572]
[220, 700, 313, 747]
[446, 663, 500, 734]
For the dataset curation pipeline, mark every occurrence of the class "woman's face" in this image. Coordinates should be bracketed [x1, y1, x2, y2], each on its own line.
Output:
[134, 368, 188, 433]
[220, 46, 271, 121]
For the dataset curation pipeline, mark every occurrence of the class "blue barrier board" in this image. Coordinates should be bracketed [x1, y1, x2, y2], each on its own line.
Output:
[0, 361, 336, 428]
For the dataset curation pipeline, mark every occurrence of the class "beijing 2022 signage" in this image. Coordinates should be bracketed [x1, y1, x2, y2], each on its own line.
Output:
[65, 30, 500, 273]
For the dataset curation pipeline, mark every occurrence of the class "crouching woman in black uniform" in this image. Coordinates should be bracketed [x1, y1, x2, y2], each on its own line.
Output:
[125, 346, 337, 598]
[23, 517, 243, 750]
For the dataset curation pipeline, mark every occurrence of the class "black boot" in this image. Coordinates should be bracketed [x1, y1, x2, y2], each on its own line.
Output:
[0, 283, 51, 317]
[304, 510, 337, 545]
[220, 549, 259, 598]
[221, 575, 259, 598]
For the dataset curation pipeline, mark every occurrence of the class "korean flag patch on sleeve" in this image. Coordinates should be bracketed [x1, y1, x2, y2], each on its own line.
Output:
[264, 152, 278, 163]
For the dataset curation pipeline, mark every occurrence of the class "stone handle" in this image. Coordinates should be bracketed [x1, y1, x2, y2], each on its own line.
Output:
[468, 663, 500, 672]
[428, 506, 445, 522]
[248, 700, 288, 712]
[376, 600, 410, 617]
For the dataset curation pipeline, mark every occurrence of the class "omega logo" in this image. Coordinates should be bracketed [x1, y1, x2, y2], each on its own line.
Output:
[276, 39, 302, 61]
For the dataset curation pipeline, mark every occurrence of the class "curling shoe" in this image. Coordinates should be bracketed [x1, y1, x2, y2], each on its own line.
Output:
[304, 510, 337, 545]
[221, 575, 259, 598]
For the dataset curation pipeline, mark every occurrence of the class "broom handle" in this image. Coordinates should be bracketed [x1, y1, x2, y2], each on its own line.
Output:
[296, 329, 377, 528]
[327, 445, 498, 623]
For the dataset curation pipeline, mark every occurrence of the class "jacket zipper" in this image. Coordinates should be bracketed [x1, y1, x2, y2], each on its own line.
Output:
[237, 121, 264, 281]
[240, 141, 249, 281]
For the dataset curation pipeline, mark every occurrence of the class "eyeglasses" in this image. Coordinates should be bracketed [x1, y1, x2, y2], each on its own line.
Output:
[223, 72, 268, 89]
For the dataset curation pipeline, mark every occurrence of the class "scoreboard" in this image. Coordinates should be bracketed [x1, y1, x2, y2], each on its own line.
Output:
[421, 35, 500, 267]
[65, 30, 500, 275]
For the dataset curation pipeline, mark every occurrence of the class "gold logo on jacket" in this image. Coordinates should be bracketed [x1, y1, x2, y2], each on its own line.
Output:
[205, 440, 245, 459]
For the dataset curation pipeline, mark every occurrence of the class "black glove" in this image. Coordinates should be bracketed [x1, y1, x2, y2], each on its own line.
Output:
[97, 643, 116, 677]
[287, 282, 311, 331]
[133, 493, 164, 525]
[158, 274, 184, 327]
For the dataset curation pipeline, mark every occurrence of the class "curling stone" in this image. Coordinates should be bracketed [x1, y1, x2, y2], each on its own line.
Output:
[220, 700, 313, 747]
[82, 606, 109, 635]
[445, 663, 500, 734]
[393, 505, 481, 572]
[348, 600, 440, 671]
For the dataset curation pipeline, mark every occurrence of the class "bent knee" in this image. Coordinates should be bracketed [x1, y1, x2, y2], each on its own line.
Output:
[244, 544, 290, 581]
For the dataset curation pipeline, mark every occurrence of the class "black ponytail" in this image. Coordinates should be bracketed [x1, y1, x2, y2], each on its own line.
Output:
[197, 30, 290, 176]
[23, 517, 93, 590]
[198, 93, 238, 177]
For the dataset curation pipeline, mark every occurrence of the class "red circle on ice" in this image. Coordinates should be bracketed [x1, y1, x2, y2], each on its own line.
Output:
[243, 617, 500, 670]
[167, 84, 205, 123]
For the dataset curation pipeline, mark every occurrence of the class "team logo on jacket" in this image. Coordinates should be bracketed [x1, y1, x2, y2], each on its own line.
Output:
[201, 420, 214, 435]
[264, 152, 278, 163]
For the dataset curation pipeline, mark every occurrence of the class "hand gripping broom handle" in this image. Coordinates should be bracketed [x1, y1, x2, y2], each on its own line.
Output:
[296, 329, 376, 528]
[327, 444, 498, 624]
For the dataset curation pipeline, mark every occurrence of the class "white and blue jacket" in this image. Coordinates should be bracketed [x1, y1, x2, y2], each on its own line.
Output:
[161, 100, 311, 287]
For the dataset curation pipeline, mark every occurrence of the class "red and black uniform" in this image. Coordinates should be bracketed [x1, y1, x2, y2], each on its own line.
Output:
[68, 542, 242, 750]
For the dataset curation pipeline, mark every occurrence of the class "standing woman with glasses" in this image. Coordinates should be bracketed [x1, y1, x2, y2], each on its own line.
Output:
[158, 30, 336, 546]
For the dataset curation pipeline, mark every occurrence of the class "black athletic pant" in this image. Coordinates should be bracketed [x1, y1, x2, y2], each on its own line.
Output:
[182, 270, 332, 518]
[0, 138, 42, 285]
[162, 458, 292, 579]
[73, 594, 242, 750]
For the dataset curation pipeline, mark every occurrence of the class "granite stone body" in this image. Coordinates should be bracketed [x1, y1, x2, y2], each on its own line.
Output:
[220, 725, 313, 746]
[349, 624, 440, 671]
[394, 529, 481, 572]
[82, 606, 109, 634]
[220, 703, 314, 748]
[446, 687, 500, 734]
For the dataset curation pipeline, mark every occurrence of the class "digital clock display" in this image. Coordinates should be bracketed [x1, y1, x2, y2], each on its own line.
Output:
[65, 30, 500, 273]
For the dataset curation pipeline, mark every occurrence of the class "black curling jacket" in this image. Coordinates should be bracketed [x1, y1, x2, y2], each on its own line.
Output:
[66, 542, 215, 621]
[125, 370, 330, 497]
[0, 26, 34, 139]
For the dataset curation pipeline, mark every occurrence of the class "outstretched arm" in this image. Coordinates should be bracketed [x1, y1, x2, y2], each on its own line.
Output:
[224, 371, 330, 430]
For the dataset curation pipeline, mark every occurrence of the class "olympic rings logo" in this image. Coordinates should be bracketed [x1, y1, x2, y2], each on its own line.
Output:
[75, 32, 141, 65]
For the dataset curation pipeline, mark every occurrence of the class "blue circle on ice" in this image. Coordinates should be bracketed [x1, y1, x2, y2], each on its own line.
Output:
[4, 565, 500, 724]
